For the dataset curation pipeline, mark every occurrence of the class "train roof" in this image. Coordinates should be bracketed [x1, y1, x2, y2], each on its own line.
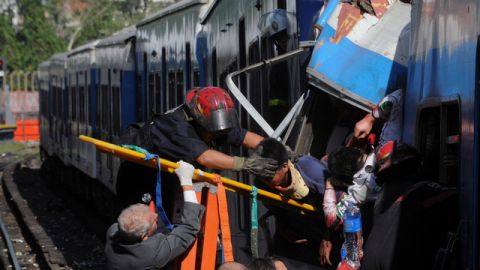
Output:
[50, 52, 67, 63]
[38, 60, 51, 68]
[68, 39, 100, 56]
[199, 0, 219, 24]
[136, 0, 206, 27]
[96, 26, 136, 48]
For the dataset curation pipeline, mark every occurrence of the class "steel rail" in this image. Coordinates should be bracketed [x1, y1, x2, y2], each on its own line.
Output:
[0, 211, 21, 270]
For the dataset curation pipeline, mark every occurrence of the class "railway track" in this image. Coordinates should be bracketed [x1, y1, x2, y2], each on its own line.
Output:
[0, 157, 105, 269]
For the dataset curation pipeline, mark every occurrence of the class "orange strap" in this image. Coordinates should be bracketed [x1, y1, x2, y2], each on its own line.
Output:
[200, 191, 219, 270]
[214, 175, 234, 262]
[179, 191, 203, 270]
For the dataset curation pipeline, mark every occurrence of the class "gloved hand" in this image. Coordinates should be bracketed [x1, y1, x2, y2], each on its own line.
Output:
[232, 154, 280, 178]
[174, 160, 195, 186]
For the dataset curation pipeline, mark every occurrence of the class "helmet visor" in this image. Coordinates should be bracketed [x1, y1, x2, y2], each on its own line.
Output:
[202, 108, 239, 134]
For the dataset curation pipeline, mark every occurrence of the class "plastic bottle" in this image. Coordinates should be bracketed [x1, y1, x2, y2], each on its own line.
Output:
[342, 205, 363, 268]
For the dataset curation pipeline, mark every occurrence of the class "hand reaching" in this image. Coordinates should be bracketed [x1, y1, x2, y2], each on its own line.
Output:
[174, 160, 195, 186]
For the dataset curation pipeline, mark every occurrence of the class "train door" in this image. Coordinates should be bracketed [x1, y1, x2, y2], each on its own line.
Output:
[414, 100, 461, 269]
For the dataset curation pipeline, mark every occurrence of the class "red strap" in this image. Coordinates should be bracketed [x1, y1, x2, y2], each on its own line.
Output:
[213, 175, 234, 262]
[200, 191, 219, 270]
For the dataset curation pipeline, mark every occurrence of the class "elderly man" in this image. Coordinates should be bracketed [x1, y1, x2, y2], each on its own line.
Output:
[105, 161, 205, 270]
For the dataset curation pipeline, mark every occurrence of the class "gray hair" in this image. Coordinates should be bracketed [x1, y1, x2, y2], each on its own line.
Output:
[117, 203, 152, 242]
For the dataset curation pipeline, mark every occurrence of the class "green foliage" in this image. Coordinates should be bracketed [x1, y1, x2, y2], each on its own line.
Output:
[0, 0, 66, 71]
[0, 0, 173, 71]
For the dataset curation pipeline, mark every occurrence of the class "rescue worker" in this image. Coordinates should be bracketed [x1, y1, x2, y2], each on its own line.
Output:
[105, 161, 205, 270]
[117, 86, 277, 206]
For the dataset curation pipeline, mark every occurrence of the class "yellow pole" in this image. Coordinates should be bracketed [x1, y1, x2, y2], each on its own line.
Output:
[79, 135, 318, 214]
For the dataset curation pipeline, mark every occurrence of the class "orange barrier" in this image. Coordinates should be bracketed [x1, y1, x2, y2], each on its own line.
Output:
[14, 119, 39, 141]
[179, 191, 203, 270]
[200, 191, 220, 270]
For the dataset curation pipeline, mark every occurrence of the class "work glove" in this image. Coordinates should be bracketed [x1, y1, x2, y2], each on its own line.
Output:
[232, 154, 280, 178]
[174, 160, 195, 186]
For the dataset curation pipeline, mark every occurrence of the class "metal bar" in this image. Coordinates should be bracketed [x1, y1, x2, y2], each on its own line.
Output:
[225, 48, 307, 137]
[79, 135, 317, 214]
[271, 91, 308, 139]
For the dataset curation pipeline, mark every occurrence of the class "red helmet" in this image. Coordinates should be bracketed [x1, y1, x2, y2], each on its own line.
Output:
[186, 87, 238, 134]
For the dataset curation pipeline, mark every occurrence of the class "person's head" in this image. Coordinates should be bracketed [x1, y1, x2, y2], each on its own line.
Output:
[186, 87, 238, 140]
[375, 141, 421, 184]
[117, 203, 158, 243]
[253, 138, 289, 188]
[328, 146, 365, 189]
[217, 261, 247, 270]
[247, 257, 276, 270]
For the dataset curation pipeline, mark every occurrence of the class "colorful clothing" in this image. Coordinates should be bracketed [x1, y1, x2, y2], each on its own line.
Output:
[323, 89, 403, 228]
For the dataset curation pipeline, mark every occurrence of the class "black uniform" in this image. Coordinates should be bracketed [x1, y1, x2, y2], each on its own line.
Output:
[116, 104, 247, 209]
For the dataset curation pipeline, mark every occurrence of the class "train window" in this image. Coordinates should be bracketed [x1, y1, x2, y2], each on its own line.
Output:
[211, 47, 217, 86]
[79, 71, 85, 124]
[112, 85, 121, 135]
[176, 69, 184, 106]
[155, 73, 161, 113]
[96, 82, 101, 136]
[136, 73, 142, 122]
[418, 102, 460, 187]
[185, 43, 191, 90]
[238, 18, 247, 89]
[143, 53, 148, 121]
[84, 71, 88, 125]
[248, 39, 263, 134]
[193, 70, 200, 87]
[264, 34, 290, 127]
[71, 75, 77, 122]
[161, 47, 167, 111]
[168, 71, 175, 109]
[148, 73, 155, 115]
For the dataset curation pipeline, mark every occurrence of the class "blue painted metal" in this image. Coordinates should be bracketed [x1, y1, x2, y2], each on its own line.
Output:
[404, 1, 479, 267]
[316, 0, 339, 29]
[308, 24, 407, 105]
[296, 0, 324, 42]
[195, 31, 207, 87]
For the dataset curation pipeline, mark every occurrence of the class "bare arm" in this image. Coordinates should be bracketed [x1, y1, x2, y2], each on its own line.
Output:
[196, 149, 235, 170]
[242, 131, 264, 149]
[354, 113, 376, 139]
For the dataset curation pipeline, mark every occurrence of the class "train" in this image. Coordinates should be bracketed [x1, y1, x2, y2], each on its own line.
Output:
[38, 0, 478, 269]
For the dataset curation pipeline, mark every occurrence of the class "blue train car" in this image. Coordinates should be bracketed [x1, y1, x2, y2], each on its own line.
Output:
[404, 0, 479, 269]
[38, 59, 51, 156]
[95, 26, 136, 191]
[48, 53, 68, 164]
[135, 0, 205, 120]
[67, 40, 100, 176]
